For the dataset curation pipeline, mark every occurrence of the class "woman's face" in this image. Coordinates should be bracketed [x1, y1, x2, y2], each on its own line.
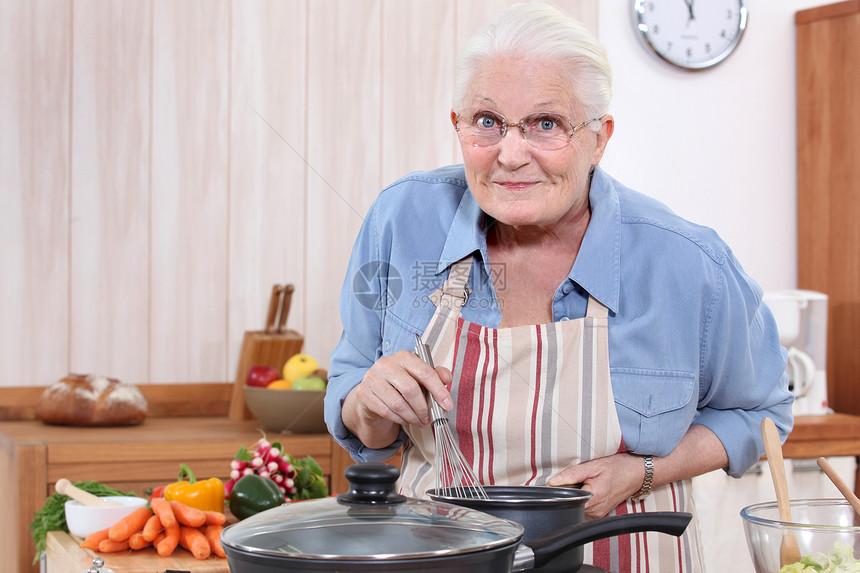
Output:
[455, 57, 613, 230]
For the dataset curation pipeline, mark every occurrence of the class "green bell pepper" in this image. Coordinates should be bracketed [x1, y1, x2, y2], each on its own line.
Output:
[228, 474, 286, 520]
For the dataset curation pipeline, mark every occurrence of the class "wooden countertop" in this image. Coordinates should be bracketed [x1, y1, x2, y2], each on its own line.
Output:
[45, 531, 229, 573]
[0, 415, 344, 573]
[782, 413, 860, 458]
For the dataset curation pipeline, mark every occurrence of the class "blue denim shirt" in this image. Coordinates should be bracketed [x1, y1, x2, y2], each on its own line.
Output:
[325, 164, 793, 478]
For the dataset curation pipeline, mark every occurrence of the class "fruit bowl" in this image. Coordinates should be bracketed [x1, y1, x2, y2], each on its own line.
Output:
[243, 386, 326, 433]
[741, 499, 860, 572]
[64, 496, 149, 538]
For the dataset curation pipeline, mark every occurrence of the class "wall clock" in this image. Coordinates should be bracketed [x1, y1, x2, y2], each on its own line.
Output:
[633, 0, 747, 71]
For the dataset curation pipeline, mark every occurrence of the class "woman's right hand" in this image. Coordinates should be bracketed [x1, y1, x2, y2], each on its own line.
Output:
[341, 350, 454, 449]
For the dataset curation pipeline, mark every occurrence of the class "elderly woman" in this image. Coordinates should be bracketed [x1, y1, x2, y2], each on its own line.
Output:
[325, 3, 793, 571]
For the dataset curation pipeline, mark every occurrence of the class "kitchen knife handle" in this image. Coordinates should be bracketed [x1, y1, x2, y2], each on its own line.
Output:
[265, 284, 283, 334]
[277, 284, 295, 333]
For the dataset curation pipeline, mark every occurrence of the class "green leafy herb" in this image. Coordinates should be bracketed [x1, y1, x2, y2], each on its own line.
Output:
[29, 481, 136, 563]
[287, 453, 328, 500]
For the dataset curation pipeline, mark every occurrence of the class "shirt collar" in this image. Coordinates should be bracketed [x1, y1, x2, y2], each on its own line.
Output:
[572, 166, 621, 313]
[436, 165, 622, 314]
[437, 188, 486, 273]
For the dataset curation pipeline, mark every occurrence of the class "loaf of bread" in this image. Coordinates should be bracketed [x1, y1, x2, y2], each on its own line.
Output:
[36, 374, 148, 426]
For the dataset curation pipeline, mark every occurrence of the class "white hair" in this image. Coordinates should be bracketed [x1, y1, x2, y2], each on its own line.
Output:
[453, 3, 612, 128]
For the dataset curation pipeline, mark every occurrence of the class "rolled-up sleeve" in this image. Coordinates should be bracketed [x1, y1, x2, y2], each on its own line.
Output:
[693, 250, 794, 477]
[325, 202, 406, 463]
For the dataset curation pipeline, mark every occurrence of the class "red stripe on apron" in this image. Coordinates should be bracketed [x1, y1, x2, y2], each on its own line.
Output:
[454, 321, 483, 465]
[527, 325, 543, 485]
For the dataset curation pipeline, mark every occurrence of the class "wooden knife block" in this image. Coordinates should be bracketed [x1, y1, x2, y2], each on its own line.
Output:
[228, 329, 304, 420]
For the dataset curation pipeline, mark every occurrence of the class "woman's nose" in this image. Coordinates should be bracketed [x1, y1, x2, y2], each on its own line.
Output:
[495, 126, 532, 168]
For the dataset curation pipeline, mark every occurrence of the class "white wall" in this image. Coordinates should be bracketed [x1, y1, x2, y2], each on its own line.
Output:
[598, 0, 828, 292]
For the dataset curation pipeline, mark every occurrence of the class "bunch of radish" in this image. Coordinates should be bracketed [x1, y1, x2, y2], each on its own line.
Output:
[225, 438, 297, 499]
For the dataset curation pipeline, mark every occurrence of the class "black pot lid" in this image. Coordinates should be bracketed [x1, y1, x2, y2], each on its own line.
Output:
[220, 463, 524, 561]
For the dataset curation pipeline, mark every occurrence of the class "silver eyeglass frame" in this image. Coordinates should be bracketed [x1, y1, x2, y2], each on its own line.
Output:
[451, 109, 603, 150]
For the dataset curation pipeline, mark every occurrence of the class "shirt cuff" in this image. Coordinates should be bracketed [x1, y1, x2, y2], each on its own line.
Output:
[694, 403, 794, 478]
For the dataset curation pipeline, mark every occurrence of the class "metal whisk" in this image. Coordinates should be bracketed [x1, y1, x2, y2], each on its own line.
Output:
[414, 334, 488, 500]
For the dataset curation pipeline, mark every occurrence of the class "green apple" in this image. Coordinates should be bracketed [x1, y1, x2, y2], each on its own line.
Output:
[291, 376, 327, 391]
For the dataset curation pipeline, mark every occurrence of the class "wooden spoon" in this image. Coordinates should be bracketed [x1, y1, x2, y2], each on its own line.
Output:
[817, 456, 860, 517]
[55, 478, 120, 507]
[761, 417, 802, 566]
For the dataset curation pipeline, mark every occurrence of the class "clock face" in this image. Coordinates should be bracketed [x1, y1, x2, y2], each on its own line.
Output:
[633, 0, 747, 70]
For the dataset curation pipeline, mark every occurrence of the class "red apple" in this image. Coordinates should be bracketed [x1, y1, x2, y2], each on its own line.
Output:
[246, 365, 280, 387]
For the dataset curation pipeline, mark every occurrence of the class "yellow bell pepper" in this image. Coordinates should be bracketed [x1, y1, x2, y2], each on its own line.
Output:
[163, 464, 225, 513]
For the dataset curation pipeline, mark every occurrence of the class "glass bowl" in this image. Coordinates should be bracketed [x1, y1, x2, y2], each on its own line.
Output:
[741, 498, 860, 572]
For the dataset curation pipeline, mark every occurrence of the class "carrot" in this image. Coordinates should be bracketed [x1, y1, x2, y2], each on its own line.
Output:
[179, 525, 211, 560]
[168, 499, 206, 528]
[142, 513, 163, 541]
[108, 506, 153, 541]
[154, 522, 180, 556]
[80, 527, 110, 550]
[128, 531, 152, 550]
[98, 538, 130, 553]
[150, 496, 176, 528]
[202, 524, 227, 558]
[203, 510, 227, 525]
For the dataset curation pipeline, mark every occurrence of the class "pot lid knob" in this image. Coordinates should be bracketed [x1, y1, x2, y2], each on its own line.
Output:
[337, 462, 407, 505]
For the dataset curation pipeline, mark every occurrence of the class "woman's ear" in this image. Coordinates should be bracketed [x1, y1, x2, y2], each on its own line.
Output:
[591, 114, 614, 165]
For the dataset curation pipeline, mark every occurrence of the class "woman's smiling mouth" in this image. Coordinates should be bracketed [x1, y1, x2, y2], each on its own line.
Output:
[494, 181, 538, 191]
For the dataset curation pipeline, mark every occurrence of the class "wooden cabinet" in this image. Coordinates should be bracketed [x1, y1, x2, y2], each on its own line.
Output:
[0, 416, 349, 573]
[796, 1, 860, 414]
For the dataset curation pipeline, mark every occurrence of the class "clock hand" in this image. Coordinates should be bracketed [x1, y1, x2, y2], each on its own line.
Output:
[684, 0, 695, 22]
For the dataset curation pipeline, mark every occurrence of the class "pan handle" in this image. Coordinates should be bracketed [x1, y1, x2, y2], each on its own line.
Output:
[514, 511, 692, 571]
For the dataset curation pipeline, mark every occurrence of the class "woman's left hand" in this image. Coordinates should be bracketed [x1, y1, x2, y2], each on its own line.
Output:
[548, 425, 730, 518]
[548, 453, 645, 519]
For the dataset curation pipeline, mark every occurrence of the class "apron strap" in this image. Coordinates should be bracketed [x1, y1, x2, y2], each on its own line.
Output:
[428, 255, 474, 309]
[586, 295, 609, 319]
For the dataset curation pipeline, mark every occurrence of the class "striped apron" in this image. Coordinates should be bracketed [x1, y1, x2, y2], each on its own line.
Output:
[400, 255, 704, 572]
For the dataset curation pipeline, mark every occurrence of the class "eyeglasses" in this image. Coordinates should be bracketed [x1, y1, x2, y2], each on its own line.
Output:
[453, 108, 601, 151]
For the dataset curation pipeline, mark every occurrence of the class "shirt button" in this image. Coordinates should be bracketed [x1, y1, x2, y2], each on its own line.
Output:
[383, 341, 391, 352]
[559, 316, 570, 321]
[561, 283, 572, 295]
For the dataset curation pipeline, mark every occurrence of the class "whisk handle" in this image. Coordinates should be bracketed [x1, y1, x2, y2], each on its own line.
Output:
[414, 334, 447, 424]
[414, 334, 435, 367]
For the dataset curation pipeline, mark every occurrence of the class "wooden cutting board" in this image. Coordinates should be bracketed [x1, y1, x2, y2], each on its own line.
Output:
[45, 531, 230, 573]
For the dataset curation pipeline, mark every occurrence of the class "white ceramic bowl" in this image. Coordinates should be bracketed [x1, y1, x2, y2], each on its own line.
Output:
[64, 496, 149, 538]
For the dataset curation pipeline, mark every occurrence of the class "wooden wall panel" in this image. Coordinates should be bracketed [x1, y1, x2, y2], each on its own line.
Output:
[69, 0, 151, 382]
[304, 0, 383, 365]
[150, 0, 230, 382]
[0, 0, 71, 386]
[381, 0, 458, 186]
[228, 0, 308, 381]
[1, 0, 598, 388]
